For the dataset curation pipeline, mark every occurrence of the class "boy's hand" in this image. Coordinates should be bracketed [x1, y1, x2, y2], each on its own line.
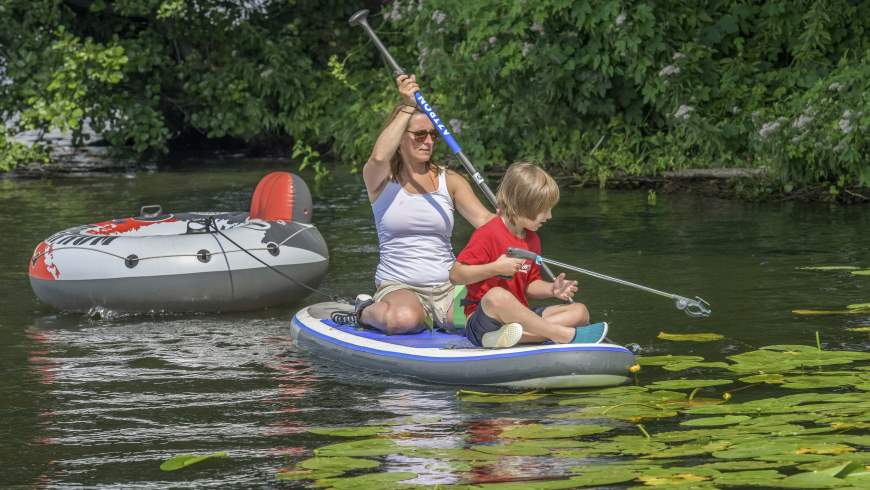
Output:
[493, 254, 525, 277]
[552, 273, 578, 300]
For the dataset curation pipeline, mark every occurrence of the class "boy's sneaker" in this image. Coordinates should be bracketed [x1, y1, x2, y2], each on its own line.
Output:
[571, 321, 609, 344]
[481, 322, 524, 349]
[331, 294, 374, 326]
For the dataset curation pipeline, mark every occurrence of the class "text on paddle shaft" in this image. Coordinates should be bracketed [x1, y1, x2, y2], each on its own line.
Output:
[415, 93, 451, 138]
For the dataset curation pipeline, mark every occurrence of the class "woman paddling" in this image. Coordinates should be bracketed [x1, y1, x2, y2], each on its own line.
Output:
[335, 74, 493, 334]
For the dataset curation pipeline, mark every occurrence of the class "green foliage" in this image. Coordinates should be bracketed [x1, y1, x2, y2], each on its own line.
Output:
[292, 140, 326, 182]
[0, 129, 50, 172]
[403, 0, 870, 187]
[1, 0, 867, 190]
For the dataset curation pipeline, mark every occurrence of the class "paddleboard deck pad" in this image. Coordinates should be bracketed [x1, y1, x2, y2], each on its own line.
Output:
[291, 302, 635, 389]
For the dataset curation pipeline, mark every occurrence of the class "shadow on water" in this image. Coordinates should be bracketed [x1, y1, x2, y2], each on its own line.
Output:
[1, 160, 868, 487]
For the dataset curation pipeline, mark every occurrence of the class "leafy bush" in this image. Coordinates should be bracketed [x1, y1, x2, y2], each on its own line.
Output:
[1, 0, 867, 191]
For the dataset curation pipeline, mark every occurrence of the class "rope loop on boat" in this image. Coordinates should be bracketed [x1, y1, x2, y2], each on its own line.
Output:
[201, 217, 341, 303]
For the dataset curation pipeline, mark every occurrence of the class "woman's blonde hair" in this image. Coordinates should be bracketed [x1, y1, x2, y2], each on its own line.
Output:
[381, 103, 443, 182]
[496, 161, 560, 224]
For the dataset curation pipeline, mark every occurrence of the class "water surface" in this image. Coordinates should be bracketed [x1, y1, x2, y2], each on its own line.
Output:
[1, 162, 868, 487]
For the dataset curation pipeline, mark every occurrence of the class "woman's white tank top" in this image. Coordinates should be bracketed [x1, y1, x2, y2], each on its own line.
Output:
[372, 171, 455, 286]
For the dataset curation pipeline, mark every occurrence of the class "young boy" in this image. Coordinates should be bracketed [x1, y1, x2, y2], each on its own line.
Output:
[450, 162, 608, 348]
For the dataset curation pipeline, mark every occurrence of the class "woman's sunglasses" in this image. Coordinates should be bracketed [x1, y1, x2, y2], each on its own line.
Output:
[407, 129, 440, 143]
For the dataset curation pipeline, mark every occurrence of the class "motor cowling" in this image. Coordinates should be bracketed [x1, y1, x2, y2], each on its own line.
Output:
[249, 172, 313, 223]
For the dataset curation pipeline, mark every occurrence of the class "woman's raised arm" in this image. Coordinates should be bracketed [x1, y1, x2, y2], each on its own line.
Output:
[362, 74, 420, 202]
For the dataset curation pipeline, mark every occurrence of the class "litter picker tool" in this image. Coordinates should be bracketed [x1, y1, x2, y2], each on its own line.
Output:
[508, 247, 711, 318]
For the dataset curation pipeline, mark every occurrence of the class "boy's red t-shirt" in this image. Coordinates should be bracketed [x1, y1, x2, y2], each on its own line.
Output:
[455, 216, 542, 317]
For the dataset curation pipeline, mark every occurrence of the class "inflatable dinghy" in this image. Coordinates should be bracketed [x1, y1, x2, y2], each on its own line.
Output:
[291, 302, 635, 389]
[29, 172, 328, 313]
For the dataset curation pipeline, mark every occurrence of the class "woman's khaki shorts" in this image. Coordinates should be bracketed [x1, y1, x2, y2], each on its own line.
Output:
[373, 280, 461, 330]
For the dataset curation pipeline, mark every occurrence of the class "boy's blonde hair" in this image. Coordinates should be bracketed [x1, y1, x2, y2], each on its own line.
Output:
[496, 161, 560, 224]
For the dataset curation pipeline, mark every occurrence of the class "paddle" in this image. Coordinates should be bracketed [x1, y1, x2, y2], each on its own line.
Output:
[350, 9, 711, 318]
[508, 247, 712, 318]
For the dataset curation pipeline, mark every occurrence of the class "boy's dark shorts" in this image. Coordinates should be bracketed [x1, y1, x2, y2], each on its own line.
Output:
[465, 304, 547, 347]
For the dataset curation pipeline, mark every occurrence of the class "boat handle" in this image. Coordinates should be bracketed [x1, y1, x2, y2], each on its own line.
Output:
[139, 205, 163, 218]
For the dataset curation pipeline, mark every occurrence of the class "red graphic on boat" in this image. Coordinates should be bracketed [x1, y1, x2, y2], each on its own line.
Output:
[29, 242, 60, 280]
[86, 217, 177, 236]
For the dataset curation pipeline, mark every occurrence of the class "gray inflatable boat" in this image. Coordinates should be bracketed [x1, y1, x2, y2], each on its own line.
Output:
[291, 302, 636, 390]
[29, 172, 328, 313]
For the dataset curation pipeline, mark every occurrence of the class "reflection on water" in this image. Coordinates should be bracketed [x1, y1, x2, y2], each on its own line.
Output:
[1, 162, 868, 487]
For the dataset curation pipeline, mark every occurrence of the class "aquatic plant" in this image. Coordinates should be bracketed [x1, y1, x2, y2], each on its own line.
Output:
[283, 343, 870, 488]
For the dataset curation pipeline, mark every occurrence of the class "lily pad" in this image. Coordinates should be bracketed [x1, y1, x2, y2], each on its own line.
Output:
[696, 460, 793, 471]
[553, 385, 649, 397]
[781, 374, 865, 389]
[647, 379, 733, 390]
[797, 266, 859, 271]
[815, 461, 867, 478]
[712, 438, 856, 460]
[713, 469, 785, 486]
[587, 435, 669, 456]
[846, 326, 870, 332]
[851, 269, 870, 276]
[313, 471, 417, 489]
[558, 404, 679, 422]
[646, 440, 732, 458]
[160, 452, 227, 471]
[637, 355, 705, 366]
[657, 332, 724, 342]
[636, 466, 720, 486]
[299, 457, 379, 472]
[457, 390, 547, 403]
[308, 426, 390, 437]
[681, 415, 751, 427]
[500, 423, 612, 439]
[763, 345, 823, 352]
[726, 346, 870, 373]
[847, 303, 870, 310]
[314, 438, 399, 457]
[558, 389, 686, 407]
[792, 309, 857, 315]
[739, 414, 819, 427]
[777, 471, 849, 488]
[739, 373, 786, 384]
[566, 469, 638, 486]
[552, 447, 616, 459]
[823, 420, 870, 430]
[659, 396, 726, 410]
[661, 361, 732, 372]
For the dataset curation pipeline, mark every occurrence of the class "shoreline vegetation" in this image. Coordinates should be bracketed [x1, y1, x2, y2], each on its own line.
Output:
[2, 1, 868, 203]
